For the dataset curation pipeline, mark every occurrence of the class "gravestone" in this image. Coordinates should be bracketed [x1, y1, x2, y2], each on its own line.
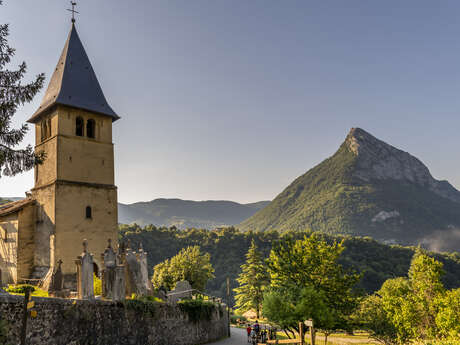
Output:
[125, 246, 147, 296]
[75, 239, 94, 299]
[113, 265, 126, 302]
[49, 259, 70, 297]
[101, 239, 117, 299]
[167, 280, 193, 303]
[137, 243, 153, 293]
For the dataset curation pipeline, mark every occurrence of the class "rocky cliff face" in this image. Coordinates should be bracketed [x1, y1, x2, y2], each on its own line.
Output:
[347, 128, 460, 203]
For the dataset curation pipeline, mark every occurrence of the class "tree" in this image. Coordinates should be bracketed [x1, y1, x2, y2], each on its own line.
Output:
[355, 294, 399, 345]
[0, 2, 45, 177]
[151, 246, 214, 291]
[436, 288, 460, 340]
[264, 234, 361, 342]
[408, 249, 445, 339]
[263, 285, 334, 340]
[233, 239, 269, 318]
[358, 250, 459, 344]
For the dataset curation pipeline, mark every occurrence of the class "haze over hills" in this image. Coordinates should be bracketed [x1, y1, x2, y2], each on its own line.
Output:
[118, 198, 270, 229]
[240, 128, 460, 252]
[0, 196, 269, 229]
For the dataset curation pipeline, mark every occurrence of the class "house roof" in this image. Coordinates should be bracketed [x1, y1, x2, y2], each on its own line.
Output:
[27, 24, 120, 123]
[0, 198, 35, 217]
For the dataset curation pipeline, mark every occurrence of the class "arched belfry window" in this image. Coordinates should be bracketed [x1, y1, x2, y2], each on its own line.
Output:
[86, 119, 95, 139]
[76, 117, 84, 136]
[47, 119, 51, 138]
[86, 206, 92, 219]
[41, 121, 46, 142]
[42, 120, 48, 141]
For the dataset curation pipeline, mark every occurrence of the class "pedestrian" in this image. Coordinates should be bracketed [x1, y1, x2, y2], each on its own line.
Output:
[246, 324, 252, 343]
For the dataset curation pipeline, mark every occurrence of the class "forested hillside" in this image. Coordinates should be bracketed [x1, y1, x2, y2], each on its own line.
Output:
[118, 198, 270, 229]
[119, 224, 460, 302]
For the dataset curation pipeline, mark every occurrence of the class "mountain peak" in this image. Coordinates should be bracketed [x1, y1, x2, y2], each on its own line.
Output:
[340, 128, 460, 203]
[345, 127, 391, 156]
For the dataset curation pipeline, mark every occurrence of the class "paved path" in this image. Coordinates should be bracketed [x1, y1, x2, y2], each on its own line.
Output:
[207, 327, 247, 345]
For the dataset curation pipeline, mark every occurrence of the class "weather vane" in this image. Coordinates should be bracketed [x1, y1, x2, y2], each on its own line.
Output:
[67, 1, 79, 23]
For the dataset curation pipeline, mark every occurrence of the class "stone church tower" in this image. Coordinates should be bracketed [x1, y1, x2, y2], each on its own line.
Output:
[0, 22, 120, 285]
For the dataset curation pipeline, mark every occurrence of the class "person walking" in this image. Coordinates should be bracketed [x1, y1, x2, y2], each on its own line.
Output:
[246, 324, 252, 343]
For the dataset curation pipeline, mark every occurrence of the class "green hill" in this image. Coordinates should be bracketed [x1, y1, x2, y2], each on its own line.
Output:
[240, 128, 460, 251]
[119, 225, 460, 302]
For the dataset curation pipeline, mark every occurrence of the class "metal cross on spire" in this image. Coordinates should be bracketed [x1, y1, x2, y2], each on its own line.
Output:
[67, 1, 79, 23]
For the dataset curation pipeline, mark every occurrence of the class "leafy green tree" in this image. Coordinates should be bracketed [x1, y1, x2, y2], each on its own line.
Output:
[409, 249, 445, 339]
[0, 2, 45, 177]
[355, 294, 399, 345]
[263, 285, 334, 339]
[152, 246, 214, 291]
[377, 277, 417, 344]
[435, 288, 460, 340]
[359, 250, 460, 344]
[265, 234, 361, 341]
[233, 239, 269, 318]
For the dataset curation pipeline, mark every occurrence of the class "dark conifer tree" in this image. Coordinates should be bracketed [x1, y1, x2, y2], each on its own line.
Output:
[0, 1, 45, 178]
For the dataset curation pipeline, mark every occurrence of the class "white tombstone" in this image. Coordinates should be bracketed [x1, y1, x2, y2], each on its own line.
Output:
[137, 243, 152, 293]
[75, 239, 94, 299]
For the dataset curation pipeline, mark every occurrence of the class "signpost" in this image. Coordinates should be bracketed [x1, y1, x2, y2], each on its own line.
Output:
[304, 320, 315, 345]
[20, 287, 34, 345]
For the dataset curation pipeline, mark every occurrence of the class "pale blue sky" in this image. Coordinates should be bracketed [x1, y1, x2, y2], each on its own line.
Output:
[1, 0, 460, 204]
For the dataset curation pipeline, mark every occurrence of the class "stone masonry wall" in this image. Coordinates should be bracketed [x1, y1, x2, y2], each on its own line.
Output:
[0, 295, 228, 345]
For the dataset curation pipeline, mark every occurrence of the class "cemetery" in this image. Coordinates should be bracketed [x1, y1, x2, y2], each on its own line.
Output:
[0, 239, 228, 345]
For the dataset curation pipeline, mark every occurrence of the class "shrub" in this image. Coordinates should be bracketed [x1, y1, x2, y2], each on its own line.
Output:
[6, 284, 48, 297]
[178, 299, 216, 323]
[230, 314, 247, 324]
[93, 274, 102, 296]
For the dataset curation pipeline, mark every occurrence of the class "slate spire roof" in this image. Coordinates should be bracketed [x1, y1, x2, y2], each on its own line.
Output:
[28, 24, 120, 123]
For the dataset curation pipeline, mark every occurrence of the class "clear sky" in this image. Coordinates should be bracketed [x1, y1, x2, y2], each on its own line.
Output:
[1, 0, 460, 204]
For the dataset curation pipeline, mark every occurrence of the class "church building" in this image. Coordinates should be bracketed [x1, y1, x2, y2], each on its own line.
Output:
[0, 21, 120, 286]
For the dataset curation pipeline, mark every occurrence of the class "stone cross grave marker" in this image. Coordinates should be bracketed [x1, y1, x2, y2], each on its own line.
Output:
[50, 259, 64, 293]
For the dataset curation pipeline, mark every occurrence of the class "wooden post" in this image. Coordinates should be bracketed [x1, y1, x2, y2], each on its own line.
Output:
[304, 320, 315, 345]
[226, 277, 230, 338]
[299, 321, 304, 345]
[20, 287, 32, 345]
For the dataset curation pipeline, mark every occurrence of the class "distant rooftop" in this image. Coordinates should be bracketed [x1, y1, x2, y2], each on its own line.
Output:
[28, 24, 120, 123]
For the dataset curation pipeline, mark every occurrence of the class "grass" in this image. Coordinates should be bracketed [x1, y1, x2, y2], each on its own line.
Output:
[275, 330, 377, 345]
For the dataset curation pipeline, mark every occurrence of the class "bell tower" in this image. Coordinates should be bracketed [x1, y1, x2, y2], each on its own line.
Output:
[27, 22, 119, 280]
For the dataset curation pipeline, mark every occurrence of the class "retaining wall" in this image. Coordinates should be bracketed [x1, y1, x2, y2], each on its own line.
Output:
[0, 294, 228, 345]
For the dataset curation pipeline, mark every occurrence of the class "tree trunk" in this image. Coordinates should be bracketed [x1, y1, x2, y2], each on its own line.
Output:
[324, 333, 328, 345]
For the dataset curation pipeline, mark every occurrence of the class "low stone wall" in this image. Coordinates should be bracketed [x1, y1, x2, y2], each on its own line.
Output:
[0, 294, 228, 345]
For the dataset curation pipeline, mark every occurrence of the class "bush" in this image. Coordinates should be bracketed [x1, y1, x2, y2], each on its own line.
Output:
[230, 314, 247, 324]
[123, 297, 157, 317]
[6, 284, 48, 297]
[93, 274, 102, 296]
[178, 299, 217, 323]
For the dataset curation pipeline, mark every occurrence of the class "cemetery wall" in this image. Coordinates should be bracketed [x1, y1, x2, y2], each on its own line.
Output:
[0, 294, 228, 345]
